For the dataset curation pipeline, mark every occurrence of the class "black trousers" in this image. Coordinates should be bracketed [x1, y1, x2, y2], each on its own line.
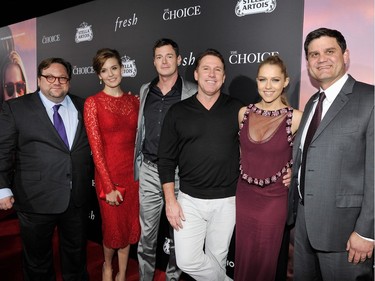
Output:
[17, 198, 89, 281]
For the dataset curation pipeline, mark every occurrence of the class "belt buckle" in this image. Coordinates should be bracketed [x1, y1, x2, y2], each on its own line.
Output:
[144, 159, 157, 169]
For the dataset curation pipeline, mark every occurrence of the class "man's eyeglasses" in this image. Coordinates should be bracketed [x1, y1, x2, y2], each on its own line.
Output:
[41, 75, 70, 84]
[4, 81, 26, 98]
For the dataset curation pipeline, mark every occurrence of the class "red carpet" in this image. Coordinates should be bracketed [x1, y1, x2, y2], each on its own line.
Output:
[1, 211, 293, 281]
[0, 211, 172, 281]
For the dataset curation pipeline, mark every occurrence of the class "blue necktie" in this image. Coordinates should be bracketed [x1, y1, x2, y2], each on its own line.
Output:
[300, 92, 325, 205]
[53, 104, 69, 148]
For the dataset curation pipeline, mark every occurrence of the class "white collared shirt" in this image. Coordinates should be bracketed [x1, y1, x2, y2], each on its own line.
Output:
[297, 74, 349, 200]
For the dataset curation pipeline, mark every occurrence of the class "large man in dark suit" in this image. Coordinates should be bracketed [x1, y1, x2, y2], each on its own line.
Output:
[0, 57, 93, 281]
[288, 28, 374, 280]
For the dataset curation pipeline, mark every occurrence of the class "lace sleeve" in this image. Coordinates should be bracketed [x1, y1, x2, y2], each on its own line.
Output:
[84, 97, 114, 198]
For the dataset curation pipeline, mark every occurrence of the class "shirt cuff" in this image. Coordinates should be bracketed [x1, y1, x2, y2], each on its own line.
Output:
[0, 188, 13, 199]
[356, 232, 374, 242]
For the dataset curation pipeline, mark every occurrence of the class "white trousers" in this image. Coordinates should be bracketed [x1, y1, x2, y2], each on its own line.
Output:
[174, 191, 235, 281]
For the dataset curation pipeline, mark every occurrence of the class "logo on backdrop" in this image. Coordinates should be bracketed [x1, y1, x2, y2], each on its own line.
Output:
[181, 51, 196, 66]
[162, 5, 201, 21]
[41, 34, 61, 44]
[235, 0, 276, 17]
[229, 50, 279, 64]
[121, 55, 137, 78]
[72, 65, 95, 75]
[163, 237, 171, 255]
[227, 259, 235, 268]
[114, 13, 138, 32]
[75, 22, 93, 43]
[88, 210, 96, 220]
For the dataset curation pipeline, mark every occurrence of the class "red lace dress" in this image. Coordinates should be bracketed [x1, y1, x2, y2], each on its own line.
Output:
[234, 104, 294, 281]
[84, 91, 140, 248]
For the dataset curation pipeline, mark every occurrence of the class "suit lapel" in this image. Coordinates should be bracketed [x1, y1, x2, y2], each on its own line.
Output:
[29, 93, 70, 150]
[69, 95, 84, 150]
[293, 93, 317, 157]
[311, 76, 355, 143]
[30, 93, 62, 142]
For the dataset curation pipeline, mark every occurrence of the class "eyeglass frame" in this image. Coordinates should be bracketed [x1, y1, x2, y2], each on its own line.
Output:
[40, 74, 70, 84]
[3, 81, 26, 98]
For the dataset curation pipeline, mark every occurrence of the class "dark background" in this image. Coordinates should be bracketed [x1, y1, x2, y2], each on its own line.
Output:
[37, 0, 304, 108]
[0, 0, 94, 27]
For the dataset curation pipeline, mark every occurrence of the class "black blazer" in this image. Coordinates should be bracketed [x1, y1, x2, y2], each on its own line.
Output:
[0, 91, 93, 214]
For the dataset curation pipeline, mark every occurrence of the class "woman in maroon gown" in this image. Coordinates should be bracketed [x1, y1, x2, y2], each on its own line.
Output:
[84, 48, 140, 281]
[235, 55, 302, 281]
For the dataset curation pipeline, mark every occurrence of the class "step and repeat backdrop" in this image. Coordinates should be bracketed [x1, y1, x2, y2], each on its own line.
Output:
[36, 0, 304, 107]
[1, 0, 373, 277]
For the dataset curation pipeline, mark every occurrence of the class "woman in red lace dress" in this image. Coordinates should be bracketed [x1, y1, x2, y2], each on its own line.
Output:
[235, 55, 302, 281]
[84, 48, 140, 281]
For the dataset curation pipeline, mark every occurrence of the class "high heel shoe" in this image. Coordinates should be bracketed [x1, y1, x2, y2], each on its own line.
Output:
[102, 262, 113, 281]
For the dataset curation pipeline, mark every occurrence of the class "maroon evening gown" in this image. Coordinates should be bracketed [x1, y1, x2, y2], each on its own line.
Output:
[235, 104, 294, 281]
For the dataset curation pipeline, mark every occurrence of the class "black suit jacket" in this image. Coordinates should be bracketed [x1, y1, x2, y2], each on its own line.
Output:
[0, 91, 93, 214]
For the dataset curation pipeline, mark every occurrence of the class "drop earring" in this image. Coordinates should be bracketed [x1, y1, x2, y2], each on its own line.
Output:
[99, 79, 102, 85]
